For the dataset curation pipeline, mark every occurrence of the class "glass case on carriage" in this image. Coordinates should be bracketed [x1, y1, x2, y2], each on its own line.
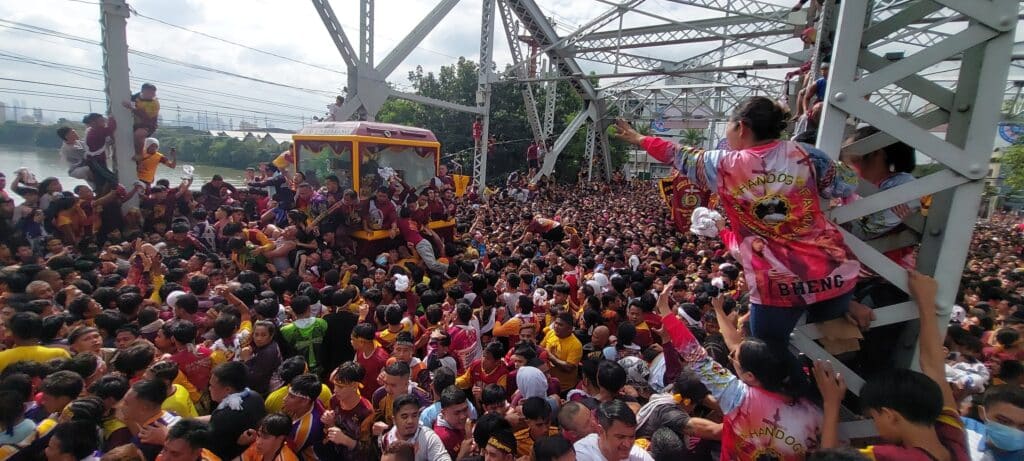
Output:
[291, 122, 454, 256]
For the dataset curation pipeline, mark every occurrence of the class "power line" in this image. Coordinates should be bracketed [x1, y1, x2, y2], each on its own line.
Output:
[128, 6, 348, 77]
[0, 51, 326, 113]
[4, 104, 303, 136]
[0, 88, 309, 126]
[0, 19, 337, 97]
[0, 77, 102, 93]
[70, 0, 460, 66]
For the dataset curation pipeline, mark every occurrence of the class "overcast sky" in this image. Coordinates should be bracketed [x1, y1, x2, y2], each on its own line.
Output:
[0, 0, 1005, 130]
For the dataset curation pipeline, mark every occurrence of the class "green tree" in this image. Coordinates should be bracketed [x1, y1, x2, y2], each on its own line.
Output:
[1000, 142, 1024, 191]
[374, 60, 632, 184]
[681, 128, 707, 148]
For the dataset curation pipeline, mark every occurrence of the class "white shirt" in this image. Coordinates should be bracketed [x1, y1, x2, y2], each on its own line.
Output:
[327, 103, 343, 121]
[382, 425, 452, 461]
[573, 433, 653, 461]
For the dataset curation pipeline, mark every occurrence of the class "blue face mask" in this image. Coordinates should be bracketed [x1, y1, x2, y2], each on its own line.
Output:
[375, 256, 388, 266]
[986, 421, 1024, 452]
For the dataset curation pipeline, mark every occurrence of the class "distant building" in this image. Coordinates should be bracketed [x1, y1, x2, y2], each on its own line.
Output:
[622, 149, 674, 180]
[0, 102, 6, 123]
[211, 130, 291, 147]
[32, 108, 42, 123]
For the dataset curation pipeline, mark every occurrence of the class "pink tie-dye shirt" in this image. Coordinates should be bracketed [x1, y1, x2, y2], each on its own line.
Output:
[663, 312, 822, 461]
[643, 137, 859, 307]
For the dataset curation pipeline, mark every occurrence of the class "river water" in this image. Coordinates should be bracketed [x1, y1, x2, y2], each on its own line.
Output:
[0, 145, 248, 202]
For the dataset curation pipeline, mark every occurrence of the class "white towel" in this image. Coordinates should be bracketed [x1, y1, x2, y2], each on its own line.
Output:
[690, 207, 722, 238]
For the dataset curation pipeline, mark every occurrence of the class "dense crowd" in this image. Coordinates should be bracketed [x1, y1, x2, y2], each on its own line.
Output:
[0, 86, 1017, 461]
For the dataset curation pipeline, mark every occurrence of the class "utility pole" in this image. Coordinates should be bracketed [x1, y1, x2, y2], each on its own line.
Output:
[100, 0, 135, 186]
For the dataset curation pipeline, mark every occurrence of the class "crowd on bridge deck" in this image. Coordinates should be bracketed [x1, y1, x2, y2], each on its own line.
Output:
[0, 77, 1014, 461]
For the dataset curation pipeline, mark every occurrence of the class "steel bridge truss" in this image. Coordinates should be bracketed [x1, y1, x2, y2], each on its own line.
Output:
[304, 0, 1021, 442]
[809, 0, 1020, 440]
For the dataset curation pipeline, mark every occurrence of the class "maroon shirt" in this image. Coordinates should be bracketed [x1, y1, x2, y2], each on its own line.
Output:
[526, 144, 539, 160]
[397, 217, 424, 245]
[170, 346, 213, 391]
[428, 199, 448, 221]
[411, 207, 430, 226]
[361, 199, 397, 230]
[85, 118, 117, 159]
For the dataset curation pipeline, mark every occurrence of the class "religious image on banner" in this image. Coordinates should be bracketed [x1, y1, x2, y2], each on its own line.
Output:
[650, 114, 669, 133]
[659, 173, 713, 233]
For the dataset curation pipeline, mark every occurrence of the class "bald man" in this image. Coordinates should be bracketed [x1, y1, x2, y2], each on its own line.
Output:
[557, 401, 600, 443]
[585, 326, 611, 361]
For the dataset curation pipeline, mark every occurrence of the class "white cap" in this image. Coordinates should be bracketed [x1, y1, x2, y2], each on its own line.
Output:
[394, 274, 410, 292]
[950, 305, 967, 324]
[165, 290, 186, 310]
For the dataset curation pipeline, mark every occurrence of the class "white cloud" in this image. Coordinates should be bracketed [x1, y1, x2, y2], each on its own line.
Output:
[0, 0, 821, 129]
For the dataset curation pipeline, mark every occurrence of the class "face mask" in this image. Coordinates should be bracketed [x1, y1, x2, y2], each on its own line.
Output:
[375, 256, 388, 266]
[986, 421, 1024, 452]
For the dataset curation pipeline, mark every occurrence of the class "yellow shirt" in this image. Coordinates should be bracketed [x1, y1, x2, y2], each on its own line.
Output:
[0, 345, 70, 372]
[174, 370, 200, 403]
[137, 152, 165, 183]
[515, 426, 560, 461]
[540, 330, 583, 392]
[272, 151, 293, 170]
[162, 384, 198, 418]
[149, 274, 166, 303]
[264, 384, 332, 413]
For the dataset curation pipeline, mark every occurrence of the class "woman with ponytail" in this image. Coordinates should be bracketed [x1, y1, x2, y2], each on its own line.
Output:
[615, 96, 862, 347]
[654, 281, 822, 461]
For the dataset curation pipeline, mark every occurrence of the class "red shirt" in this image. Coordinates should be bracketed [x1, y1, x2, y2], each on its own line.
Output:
[411, 207, 430, 226]
[526, 144, 539, 160]
[397, 218, 424, 245]
[463, 358, 508, 388]
[526, 218, 559, 234]
[362, 199, 397, 230]
[859, 408, 969, 461]
[355, 347, 390, 398]
[170, 346, 213, 391]
[433, 418, 466, 458]
[85, 118, 117, 155]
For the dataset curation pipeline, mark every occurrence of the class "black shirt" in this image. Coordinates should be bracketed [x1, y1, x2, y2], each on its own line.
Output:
[322, 310, 359, 377]
[208, 391, 266, 461]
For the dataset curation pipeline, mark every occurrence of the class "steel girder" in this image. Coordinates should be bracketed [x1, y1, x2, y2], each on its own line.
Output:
[310, 0, 464, 121]
[811, 0, 1020, 439]
[574, 15, 791, 52]
[543, 69, 558, 138]
[496, 0, 548, 157]
[473, 0, 497, 192]
[504, 0, 600, 101]
[537, 109, 590, 177]
[501, 0, 647, 81]
[505, 0, 613, 181]
[360, 0, 373, 65]
[582, 105, 615, 183]
[664, 0, 791, 23]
